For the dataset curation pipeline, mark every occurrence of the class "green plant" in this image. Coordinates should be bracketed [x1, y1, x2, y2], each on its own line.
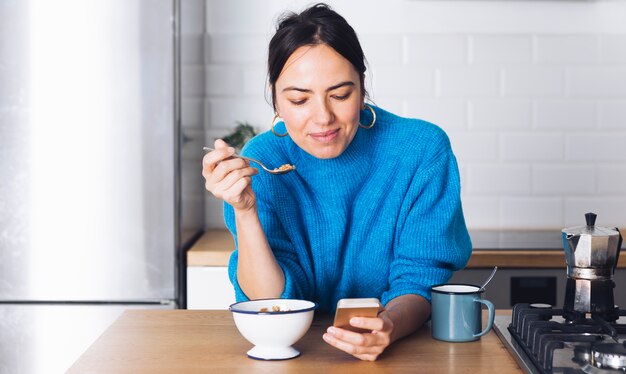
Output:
[222, 122, 257, 151]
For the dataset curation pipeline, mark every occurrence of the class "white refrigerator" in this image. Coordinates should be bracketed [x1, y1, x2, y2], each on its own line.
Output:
[0, 1, 197, 372]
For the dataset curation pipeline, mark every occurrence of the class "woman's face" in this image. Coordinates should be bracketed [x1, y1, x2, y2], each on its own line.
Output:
[273, 44, 364, 159]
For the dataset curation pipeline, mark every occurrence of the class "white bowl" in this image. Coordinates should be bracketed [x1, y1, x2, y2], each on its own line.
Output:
[229, 298, 317, 360]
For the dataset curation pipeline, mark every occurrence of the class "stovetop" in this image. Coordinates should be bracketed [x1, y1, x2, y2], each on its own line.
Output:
[494, 306, 626, 374]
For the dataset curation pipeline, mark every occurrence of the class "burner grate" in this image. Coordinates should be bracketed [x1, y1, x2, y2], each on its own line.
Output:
[507, 303, 626, 373]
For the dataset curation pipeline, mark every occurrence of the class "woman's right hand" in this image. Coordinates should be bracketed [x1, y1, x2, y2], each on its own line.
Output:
[202, 139, 259, 212]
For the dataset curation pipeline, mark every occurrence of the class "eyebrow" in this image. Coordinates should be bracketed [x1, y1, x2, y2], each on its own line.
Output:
[281, 81, 355, 93]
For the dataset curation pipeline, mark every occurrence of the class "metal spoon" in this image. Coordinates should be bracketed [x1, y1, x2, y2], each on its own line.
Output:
[479, 266, 498, 291]
[203, 147, 295, 175]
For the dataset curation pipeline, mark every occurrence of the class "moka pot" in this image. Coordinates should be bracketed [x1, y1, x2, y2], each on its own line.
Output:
[562, 213, 623, 320]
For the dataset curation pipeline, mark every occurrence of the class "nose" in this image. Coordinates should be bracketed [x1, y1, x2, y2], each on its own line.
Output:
[312, 98, 334, 126]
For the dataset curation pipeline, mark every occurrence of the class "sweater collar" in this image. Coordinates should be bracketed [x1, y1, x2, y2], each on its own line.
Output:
[284, 107, 376, 178]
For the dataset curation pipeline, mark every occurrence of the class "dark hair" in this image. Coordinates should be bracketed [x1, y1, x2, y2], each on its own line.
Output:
[267, 3, 368, 111]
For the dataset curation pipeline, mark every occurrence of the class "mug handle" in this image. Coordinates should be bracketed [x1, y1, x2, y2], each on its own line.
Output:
[472, 299, 495, 338]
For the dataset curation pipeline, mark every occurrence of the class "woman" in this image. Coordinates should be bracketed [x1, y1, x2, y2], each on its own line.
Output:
[202, 3, 472, 361]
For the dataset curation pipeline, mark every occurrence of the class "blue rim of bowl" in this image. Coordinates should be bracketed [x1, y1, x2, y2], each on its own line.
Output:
[431, 283, 483, 295]
[229, 298, 318, 315]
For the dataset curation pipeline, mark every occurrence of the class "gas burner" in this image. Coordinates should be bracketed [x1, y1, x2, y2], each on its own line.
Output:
[582, 363, 625, 374]
[500, 303, 626, 373]
[591, 342, 626, 370]
[574, 344, 592, 366]
[493, 217, 624, 373]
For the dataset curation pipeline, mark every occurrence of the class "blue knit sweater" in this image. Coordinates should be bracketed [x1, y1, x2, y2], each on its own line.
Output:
[224, 106, 472, 313]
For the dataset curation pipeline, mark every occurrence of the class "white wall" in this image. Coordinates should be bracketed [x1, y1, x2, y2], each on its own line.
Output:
[193, 0, 626, 230]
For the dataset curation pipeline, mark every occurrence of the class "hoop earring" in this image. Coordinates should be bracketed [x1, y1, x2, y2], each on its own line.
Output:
[271, 113, 288, 137]
[359, 104, 376, 129]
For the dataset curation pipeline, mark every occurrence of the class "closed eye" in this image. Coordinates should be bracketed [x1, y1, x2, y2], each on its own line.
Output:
[290, 99, 307, 106]
[332, 92, 352, 101]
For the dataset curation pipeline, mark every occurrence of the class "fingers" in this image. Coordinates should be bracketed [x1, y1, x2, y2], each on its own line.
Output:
[350, 317, 385, 332]
[322, 316, 393, 361]
[206, 165, 257, 195]
[202, 146, 235, 175]
[202, 141, 259, 208]
[202, 141, 252, 189]
[212, 157, 249, 182]
[324, 326, 376, 348]
[222, 176, 253, 204]
[322, 326, 388, 361]
[325, 327, 370, 346]
[214, 138, 229, 149]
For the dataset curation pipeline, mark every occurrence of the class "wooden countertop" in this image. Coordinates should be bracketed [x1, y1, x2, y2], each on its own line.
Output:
[68, 310, 521, 373]
[186, 229, 235, 267]
[188, 229, 626, 268]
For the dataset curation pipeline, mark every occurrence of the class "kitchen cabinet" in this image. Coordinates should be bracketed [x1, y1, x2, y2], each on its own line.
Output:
[186, 229, 235, 309]
[187, 267, 235, 309]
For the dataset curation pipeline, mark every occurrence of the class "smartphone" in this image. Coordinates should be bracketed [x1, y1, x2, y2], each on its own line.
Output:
[333, 298, 382, 333]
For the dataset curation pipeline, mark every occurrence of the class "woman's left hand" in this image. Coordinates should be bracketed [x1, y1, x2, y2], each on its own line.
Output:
[322, 312, 394, 361]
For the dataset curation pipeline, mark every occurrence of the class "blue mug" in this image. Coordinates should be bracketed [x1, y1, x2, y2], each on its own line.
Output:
[430, 283, 495, 342]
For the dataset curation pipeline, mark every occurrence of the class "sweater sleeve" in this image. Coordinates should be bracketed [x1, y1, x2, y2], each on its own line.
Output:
[380, 131, 472, 306]
[224, 159, 312, 302]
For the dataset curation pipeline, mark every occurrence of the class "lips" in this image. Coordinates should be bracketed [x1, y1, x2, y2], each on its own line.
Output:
[309, 129, 339, 143]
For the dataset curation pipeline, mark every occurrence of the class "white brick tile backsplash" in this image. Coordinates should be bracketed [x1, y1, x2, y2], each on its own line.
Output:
[599, 35, 626, 63]
[501, 133, 564, 162]
[181, 34, 204, 64]
[597, 165, 626, 194]
[200, 2, 626, 229]
[470, 35, 532, 64]
[532, 164, 595, 195]
[405, 99, 467, 131]
[461, 197, 499, 229]
[467, 164, 531, 195]
[448, 132, 499, 162]
[534, 100, 596, 130]
[369, 97, 404, 116]
[372, 66, 434, 96]
[599, 100, 626, 129]
[206, 97, 273, 129]
[438, 67, 499, 97]
[566, 133, 626, 161]
[182, 98, 204, 129]
[242, 66, 268, 96]
[360, 34, 404, 65]
[564, 198, 626, 227]
[204, 0, 275, 34]
[406, 35, 468, 64]
[205, 65, 242, 96]
[501, 197, 562, 229]
[206, 34, 266, 63]
[503, 66, 564, 96]
[534, 35, 598, 64]
[182, 65, 205, 96]
[567, 67, 626, 96]
[469, 99, 531, 130]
